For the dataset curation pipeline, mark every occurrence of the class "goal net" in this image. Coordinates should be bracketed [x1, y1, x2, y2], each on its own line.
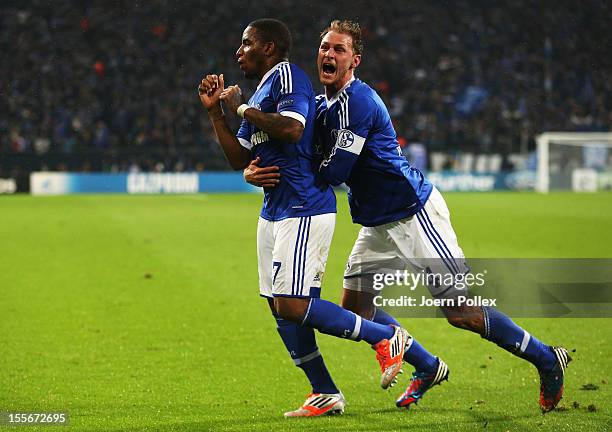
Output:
[536, 132, 612, 192]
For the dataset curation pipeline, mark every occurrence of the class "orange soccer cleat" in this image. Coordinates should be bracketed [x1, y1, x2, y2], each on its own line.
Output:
[373, 325, 411, 389]
[284, 392, 346, 418]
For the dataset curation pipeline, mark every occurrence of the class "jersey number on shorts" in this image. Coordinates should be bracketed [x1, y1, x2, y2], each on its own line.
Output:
[272, 261, 282, 285]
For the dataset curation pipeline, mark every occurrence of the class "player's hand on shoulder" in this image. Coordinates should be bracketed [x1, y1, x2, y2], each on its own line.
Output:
[243, 157, 280, 188]
[198, 73, 225, 111]
[220, 85, 244, 115]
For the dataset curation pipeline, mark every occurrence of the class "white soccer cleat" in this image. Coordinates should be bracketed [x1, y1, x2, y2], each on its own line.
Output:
[284, 392, 346, 417]
[373, 325, 411, 389]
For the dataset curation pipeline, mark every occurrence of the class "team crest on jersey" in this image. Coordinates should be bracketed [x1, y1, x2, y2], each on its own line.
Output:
[336, 129, 355, 148]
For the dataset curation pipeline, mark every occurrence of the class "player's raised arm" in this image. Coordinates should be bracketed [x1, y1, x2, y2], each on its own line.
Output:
[246, 108, 304, 143]
[220, 83, 304, 143]
[198, 74, 251, 170]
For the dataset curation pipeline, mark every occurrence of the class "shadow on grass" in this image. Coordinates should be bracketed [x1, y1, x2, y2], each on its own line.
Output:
[360, 406, 532, 431]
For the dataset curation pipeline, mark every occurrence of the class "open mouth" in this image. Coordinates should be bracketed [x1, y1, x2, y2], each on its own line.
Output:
[321, 62, 336, 77]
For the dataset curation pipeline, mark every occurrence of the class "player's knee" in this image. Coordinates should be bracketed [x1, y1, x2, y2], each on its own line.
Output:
[444, 305, 483, 332]
[339, 296, 354, 312]
[274, 297, 309, 323]
[342, 301, 374, 319]
[274, 301, 297, 321]
[266, 297, 277, 315]
[446, 314, 469, 329]
[340, 290, 375, 319]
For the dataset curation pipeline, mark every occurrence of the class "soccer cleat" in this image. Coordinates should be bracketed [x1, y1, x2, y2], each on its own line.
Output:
[396, 358, 449, 409]
[284, 392, 346, 417]
[539, 346, 572, 413]
[373, 326, 410, 389]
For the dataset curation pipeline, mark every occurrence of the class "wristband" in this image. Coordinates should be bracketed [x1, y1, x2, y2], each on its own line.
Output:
[237, 104, 250, 118]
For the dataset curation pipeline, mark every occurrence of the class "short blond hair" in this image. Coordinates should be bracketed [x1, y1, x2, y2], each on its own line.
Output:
[320, 20, 363, 55]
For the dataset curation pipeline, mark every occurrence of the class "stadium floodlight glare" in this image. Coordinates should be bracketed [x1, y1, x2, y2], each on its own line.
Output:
[536, 132, 612, 193]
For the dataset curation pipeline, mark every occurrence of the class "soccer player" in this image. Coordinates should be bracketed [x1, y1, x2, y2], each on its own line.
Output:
[198, 18, 413, 418]
[244, 20, 571, 413]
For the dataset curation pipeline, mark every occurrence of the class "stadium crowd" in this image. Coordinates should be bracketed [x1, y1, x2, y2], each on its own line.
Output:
[1, 0, 610, 175]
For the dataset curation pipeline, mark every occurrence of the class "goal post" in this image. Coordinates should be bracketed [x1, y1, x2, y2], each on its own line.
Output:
[536, 132, 612, 193]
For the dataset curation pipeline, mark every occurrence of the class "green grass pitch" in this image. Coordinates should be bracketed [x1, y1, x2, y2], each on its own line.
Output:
[1, 192, 611, 431]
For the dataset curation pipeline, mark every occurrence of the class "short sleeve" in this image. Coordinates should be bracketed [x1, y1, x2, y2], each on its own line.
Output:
[274, 64, 311, 127]
[236, 118, 252, 150]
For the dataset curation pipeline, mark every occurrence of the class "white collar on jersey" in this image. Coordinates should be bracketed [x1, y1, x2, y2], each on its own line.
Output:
[257, 61, 290, 90]
[325, 76, 356, 106]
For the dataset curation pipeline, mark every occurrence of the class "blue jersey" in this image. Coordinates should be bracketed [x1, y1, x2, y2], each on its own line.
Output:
[237, 62, 336, 221]
[315, 78, 432, 227]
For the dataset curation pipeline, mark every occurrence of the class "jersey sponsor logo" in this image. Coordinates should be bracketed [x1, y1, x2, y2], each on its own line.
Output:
[337, 129, 355, 148]
[251, 130, 270, 146]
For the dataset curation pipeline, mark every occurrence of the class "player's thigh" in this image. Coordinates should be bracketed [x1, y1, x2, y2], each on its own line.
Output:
[411, 187, 465, 268]
[257, 217, 275, 298]
[272, 213, 335, 298]
[390, 188, 468, 296]
[343, 224, 405, 295]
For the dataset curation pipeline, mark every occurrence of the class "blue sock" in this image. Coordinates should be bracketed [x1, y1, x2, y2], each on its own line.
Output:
[483, 307, 556, 371]
[372, 307, 400, 326]
[302, 298, 394, 345]
[275, 314, 339, 394]
[373, 308, 438, 372]
[404, 339, 439, 372]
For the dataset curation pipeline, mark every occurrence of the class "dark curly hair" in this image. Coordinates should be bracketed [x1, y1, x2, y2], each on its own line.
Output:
[248, 18, 292, 59]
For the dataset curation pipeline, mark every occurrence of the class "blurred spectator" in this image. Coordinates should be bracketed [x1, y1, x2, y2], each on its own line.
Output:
[403, 142, 428, 172]
[0, 0, 610, 174]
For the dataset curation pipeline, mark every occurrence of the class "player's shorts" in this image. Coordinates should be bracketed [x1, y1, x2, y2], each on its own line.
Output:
[258, 213, 335, 298]
[343, 187, 468, 298]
